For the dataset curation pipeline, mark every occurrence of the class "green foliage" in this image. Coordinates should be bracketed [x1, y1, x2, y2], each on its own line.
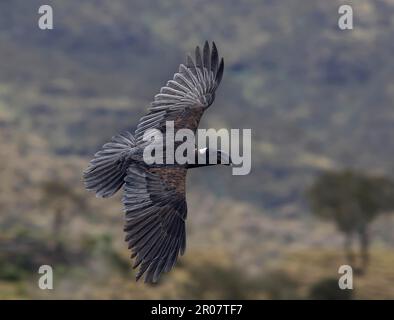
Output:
[181, 262, 253, 299]
[308, 170, 394, 233]
[40, 181, 86, 211]
[0, 258, 26, 281]
[308, 170, 394, 271]
[308, 278, 352, 300]
[256, 271, 300, 299]
[177, 253, 300, 299]
[81, 233, 132, 274]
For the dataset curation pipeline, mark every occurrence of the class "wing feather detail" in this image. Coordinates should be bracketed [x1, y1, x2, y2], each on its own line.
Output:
[122, 165, 187, 283]
[135, 41, 224, 143]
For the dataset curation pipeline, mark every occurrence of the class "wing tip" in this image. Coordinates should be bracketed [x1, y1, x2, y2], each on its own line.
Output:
[215, 57, 224, 84]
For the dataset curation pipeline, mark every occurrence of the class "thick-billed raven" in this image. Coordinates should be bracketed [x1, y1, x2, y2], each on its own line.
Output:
[83, 42, 231, 283]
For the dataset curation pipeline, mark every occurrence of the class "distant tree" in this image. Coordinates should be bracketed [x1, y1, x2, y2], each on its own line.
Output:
[308, 170, 394, 273]
[40, 181, 87, 253]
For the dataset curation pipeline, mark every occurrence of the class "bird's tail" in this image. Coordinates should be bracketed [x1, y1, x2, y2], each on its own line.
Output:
[83, 131, 136, 198]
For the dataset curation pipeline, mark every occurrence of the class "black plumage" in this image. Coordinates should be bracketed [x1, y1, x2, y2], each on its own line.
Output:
[83, 42, 228, 283]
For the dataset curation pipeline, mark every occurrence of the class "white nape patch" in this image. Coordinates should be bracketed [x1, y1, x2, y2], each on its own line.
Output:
[198, 147, 208, 155]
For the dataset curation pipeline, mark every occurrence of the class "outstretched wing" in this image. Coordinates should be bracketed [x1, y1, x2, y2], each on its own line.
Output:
[123, 165, 187, 283]
[135, 41, 224, 144]
[83, 131, 136, 198]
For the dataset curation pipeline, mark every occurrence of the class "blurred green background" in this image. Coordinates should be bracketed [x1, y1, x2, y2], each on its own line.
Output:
[1, 0, 394, 299]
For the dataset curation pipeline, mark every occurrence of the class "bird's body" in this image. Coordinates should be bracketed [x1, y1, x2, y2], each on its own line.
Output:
[83, 42, 229, 283]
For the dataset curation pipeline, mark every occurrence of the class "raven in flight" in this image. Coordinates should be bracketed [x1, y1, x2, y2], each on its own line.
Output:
[83, 42, 231, 283]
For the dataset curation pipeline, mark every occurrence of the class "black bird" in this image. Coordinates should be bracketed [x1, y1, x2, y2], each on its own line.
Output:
[83, 42, 230, 283]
